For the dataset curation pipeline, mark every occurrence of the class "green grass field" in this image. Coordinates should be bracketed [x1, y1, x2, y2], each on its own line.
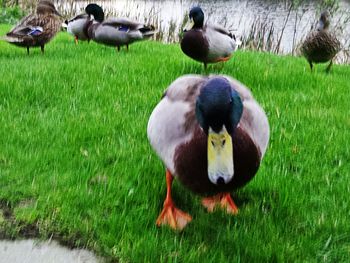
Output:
[1, 24, 350, 262]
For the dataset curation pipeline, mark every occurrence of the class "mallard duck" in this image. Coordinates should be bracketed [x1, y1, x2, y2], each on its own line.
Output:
[3, 0, 62, 54]
[85, 4, 156, 51]
[301, 10, 341, 72]
[181, 7, 238, 69]
[65, 4, 104, 44]
[147, 75, 270, 230]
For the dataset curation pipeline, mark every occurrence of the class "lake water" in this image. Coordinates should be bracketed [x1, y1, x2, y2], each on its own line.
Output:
[58, 0, 350, 56]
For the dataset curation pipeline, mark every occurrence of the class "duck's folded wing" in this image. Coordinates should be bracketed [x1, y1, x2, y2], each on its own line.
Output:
[208, 23, 234, 39]
[8, 26, 43, 37]
[103, 17, 142, 30]
[7, 15, 44, 36]
[147, 75, 206, 174]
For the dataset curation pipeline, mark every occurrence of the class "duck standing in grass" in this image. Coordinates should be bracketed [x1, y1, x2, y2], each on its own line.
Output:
[301, 10, 341, 72]
[65, 4, 104, 44]
[3, 0, 62, 54]
[84, 4, 156, 52]
[147, 75, 270, 230]
[181, 6, 238, 69]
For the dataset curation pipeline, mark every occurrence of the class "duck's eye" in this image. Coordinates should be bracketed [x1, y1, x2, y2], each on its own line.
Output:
[222, 139, 226, 146]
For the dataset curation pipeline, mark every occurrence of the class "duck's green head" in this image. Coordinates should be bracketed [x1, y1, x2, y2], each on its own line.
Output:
[85, 3, 104, 22]
[184, 6, 204, 31]
[317, 10, 330, 31]
[195, 77, 243, 185]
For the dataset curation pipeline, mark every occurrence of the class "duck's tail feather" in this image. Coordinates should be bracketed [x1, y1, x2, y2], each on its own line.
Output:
[2, 34, 24, 43]
[139, 25, 157, 37]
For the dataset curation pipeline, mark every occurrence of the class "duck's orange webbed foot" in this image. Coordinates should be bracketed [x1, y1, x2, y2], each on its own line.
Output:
[202, 192, 238, 215]
[156, 169, 192, 230]
[156, 199, 192, 230]
[215, 56, 232, 62]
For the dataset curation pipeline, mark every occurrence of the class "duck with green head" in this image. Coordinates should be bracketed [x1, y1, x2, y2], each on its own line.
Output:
[301, 10, 341, 72]
[85, 3, 156, 51]
[3, 0, 62, 54]
[181, 7, 238, 69]
[65, 3, 104, 44]
[147, 75, 270, 230]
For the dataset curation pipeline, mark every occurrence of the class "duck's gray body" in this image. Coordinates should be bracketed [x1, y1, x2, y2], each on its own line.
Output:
[181, 24, 237, 64]
[180, 7, 237, 68]
[67, 14, 91, 41]
[88, 18, 155, 48]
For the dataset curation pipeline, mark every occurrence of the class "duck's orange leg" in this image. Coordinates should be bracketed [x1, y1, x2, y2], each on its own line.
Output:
[156, 169, 192, 230]
[202, 193, 238, 215]
[74, 36, 78, 45]
[215, 55, 232, 63]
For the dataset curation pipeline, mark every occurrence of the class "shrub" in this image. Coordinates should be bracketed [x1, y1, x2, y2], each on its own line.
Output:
[0, 6, 25, 24]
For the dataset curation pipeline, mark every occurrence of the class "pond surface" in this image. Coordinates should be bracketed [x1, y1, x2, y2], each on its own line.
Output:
[58, 0, 350, 55]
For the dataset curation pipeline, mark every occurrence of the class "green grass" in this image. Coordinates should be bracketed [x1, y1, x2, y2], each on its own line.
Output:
[1, 24, 350, 262]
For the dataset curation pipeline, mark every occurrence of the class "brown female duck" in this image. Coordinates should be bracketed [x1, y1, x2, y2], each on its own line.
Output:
[147, 75, 270, 230]
[301, 11, 341, 72]
[3, 0, 62, 54]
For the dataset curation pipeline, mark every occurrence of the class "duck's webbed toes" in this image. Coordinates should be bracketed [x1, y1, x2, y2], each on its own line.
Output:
[202, 193, 238, 215]
[156, 203, 192, 230]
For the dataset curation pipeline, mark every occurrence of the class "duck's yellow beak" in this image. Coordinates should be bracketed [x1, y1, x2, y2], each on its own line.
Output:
[207, 126, 234, 185]
[183, 18, 195, 32]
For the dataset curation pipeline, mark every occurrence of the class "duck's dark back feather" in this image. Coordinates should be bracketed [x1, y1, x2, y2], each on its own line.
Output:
[174, 126, 261, 196]
[69, 13, 88, 23]
[103, 18, 139, 30]
[301, 30, 340, 63]
[181, 29, 209, 63]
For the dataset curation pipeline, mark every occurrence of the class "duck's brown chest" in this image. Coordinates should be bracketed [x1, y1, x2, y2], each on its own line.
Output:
[173, 126, 261, 195]
[180, 30, 209, 62]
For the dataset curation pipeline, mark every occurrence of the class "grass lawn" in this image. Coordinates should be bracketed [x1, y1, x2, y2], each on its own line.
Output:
[0, 24, 350, 262]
